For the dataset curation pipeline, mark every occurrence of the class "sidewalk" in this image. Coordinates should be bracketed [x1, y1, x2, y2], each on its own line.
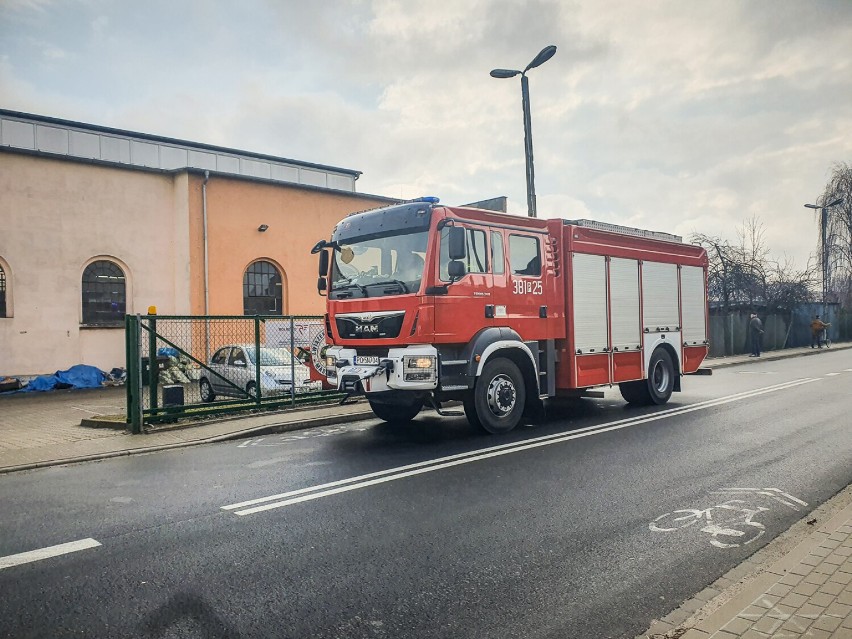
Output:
[1, 344, 850, 637]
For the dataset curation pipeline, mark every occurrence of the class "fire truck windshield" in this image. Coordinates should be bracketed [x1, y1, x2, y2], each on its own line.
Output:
[329, 230, 429, 299]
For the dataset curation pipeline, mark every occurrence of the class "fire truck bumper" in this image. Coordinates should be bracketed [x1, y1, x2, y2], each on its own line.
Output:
[325, 345, 439, 394]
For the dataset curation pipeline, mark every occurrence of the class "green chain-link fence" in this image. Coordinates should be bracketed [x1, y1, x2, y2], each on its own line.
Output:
[126, 314, 338, 432]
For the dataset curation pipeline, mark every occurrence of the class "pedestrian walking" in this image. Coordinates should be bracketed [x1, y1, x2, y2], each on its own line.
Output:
[749, 312, 764, 357]
[810, 314, 829, 348]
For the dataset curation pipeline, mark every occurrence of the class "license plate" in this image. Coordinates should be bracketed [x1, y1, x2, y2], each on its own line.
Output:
[355, 355, 380, 365]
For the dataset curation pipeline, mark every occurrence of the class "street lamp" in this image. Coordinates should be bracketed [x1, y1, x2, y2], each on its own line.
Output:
[804, 197, 843, 314]
[491, 45, 557, 218]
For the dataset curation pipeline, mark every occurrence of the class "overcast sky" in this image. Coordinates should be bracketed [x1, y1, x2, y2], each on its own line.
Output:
[2, 0, 850, 266]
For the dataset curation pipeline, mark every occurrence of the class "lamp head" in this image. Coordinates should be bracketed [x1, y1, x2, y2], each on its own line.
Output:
[525, 45, 557, 72]
[490, 68, 521, 79]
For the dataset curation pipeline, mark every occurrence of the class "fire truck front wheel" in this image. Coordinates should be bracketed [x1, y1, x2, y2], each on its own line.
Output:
[368, 398, 424, 424]
[465, 358, 526, 435]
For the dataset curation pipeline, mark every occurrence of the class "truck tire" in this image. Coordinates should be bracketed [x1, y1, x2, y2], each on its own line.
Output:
[619, 348, 675, 406]
[369, 399, 423, 424]
[467, 358, 526, 434]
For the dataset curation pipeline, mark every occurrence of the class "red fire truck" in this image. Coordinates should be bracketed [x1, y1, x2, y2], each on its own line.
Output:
[312, 197, 709, 434]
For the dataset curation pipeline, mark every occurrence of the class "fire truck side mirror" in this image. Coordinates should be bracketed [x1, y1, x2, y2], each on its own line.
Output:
[448, 260, 466, 279]
[448, 227, 467, 260]
[317, 277, 327, 292]
[318, 250, 330, 276]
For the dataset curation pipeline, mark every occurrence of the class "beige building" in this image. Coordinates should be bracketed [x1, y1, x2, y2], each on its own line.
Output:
[0, 110, 395, 376]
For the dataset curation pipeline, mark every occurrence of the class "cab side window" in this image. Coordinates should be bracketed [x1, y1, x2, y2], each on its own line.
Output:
[212, 348, 230, 365]
[491, 231, 505, 275]
[440, 227, 488, 280]
[509, 235, 541, 276]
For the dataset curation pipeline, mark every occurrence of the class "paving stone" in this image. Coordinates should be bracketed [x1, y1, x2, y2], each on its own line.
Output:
[781, 614, 813, 634]
[768, 583, 794, 597]
[781, 573, 804, 587]
[793, 582, 820, 597]
[804, 627, 832, 639]
[694, 587, 721, 603]
[820, 582, 844, 597]
[739, 629, 770, 639]
[829, 571, 851, 586]
[811, 615, 842, 633]
[805, 572, 831, 586]
[807, 592, 836, 609]
[782, 592, 810, 608]
[752, 615, 784, 635]
[752, 594, 782, 609]
[766, 603, 797, 620]
[835, 589, 852, 606]
[740, 604, 771, 621]
[722, 616, 752, 634]
[824, 601, 851, 618]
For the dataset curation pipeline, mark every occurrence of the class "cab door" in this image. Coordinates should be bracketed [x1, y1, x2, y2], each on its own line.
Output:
[433, 224, 493, 344]
[496, 231, 550, 341]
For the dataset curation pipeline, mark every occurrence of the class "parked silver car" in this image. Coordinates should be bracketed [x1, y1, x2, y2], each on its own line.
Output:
[199, 344, 322, 402]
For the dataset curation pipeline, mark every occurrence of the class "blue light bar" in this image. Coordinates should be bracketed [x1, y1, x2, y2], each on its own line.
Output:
[412, 196, 440, 204]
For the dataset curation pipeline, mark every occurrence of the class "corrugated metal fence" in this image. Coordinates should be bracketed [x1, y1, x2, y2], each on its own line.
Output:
[709, 304, 850, 357]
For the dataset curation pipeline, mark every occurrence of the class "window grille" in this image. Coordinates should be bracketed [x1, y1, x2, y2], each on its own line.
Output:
[243, 261, 283, 315]
[82, 260, 126, 325]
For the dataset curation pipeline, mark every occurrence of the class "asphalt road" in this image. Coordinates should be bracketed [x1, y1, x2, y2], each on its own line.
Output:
[1, 350, 851, 638]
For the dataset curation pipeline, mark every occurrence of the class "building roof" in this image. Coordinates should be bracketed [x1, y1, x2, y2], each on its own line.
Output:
[0, 109, 361, 192]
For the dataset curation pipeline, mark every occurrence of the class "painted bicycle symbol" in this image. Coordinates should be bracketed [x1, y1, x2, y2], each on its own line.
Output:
[649, 488, 808, 549]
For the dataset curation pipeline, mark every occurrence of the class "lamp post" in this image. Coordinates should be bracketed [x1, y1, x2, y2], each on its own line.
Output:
[491, 45, 557, 218]
[804, 197, 843, 315]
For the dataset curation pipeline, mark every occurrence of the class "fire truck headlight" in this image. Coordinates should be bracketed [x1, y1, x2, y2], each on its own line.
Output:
[406, 356, 435, 369]
[403, 355, 436, 382]
[326, 355, 337, 369]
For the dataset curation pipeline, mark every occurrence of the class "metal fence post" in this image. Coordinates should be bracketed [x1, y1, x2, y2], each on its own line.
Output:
[148, 314, 158, 414]
[130, 314, 144, 433]
[290, 316, 296, 406]
[254, 316, 262, 407]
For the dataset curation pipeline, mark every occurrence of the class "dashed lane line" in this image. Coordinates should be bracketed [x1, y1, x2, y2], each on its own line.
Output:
[0, 538, 101, 570]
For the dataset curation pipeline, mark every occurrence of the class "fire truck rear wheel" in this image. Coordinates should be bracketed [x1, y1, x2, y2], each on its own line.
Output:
[369, 399, 423, 424]
[647, 348, 675, 404]
[468, 358, 526, 435]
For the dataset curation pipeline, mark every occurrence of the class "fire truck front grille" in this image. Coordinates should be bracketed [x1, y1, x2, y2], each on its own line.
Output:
[336, 313, 405, 339]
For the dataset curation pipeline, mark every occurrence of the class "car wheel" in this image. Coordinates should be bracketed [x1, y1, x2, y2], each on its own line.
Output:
[199, 378, 216, 403]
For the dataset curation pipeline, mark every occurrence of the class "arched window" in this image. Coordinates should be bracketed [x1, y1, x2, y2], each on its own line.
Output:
[0, 263, 6, 318]
[82, 260, 126, 325]
[243, 260, 283, 315]
[0, 264, 6, 317]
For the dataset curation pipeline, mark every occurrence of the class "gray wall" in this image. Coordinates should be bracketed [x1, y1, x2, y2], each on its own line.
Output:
[709, 304, 846, 356]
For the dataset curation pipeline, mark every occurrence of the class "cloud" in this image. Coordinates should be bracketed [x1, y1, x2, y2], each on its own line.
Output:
[0, 0, 850, 268]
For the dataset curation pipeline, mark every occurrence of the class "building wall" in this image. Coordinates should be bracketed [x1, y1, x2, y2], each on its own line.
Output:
[0, 151, 394, 376]
[0, 153, 189, 375]
[188, 174, 389, 316]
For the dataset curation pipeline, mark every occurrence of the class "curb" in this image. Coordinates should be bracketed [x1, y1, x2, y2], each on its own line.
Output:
[0, 409, 375, 475]
[705, 342, 852, 370]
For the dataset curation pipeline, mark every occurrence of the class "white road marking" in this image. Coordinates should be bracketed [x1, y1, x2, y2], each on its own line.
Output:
[712, 488, 808, 510]
[224, 378, 818, 516]
[825, 372, 841, 376]
[0, 538, 101, 570]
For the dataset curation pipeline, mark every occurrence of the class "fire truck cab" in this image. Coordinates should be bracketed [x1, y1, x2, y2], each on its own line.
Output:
[313, 198, 708, 434]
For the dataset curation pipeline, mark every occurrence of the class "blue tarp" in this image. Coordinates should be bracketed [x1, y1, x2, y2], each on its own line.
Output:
[18, 364, 107, 393]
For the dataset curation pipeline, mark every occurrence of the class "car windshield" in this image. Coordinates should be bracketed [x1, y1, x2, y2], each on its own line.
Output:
[330, 230, 429, 299]
[244, 348, 299, 367]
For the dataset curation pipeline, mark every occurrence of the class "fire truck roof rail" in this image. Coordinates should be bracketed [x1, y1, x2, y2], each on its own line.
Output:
[564, 219, 682, 243]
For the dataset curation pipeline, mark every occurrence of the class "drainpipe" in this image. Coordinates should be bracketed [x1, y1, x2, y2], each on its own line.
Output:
[202, 171, 211, 357]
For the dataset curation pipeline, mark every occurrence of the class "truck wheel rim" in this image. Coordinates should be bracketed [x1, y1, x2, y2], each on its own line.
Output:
[486, 374, 516, 417]
[651, 361, 670, 393]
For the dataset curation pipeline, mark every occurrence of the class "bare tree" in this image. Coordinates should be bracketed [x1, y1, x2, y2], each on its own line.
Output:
[691, 216, 816, 314]
[819, 162, 852, 305]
